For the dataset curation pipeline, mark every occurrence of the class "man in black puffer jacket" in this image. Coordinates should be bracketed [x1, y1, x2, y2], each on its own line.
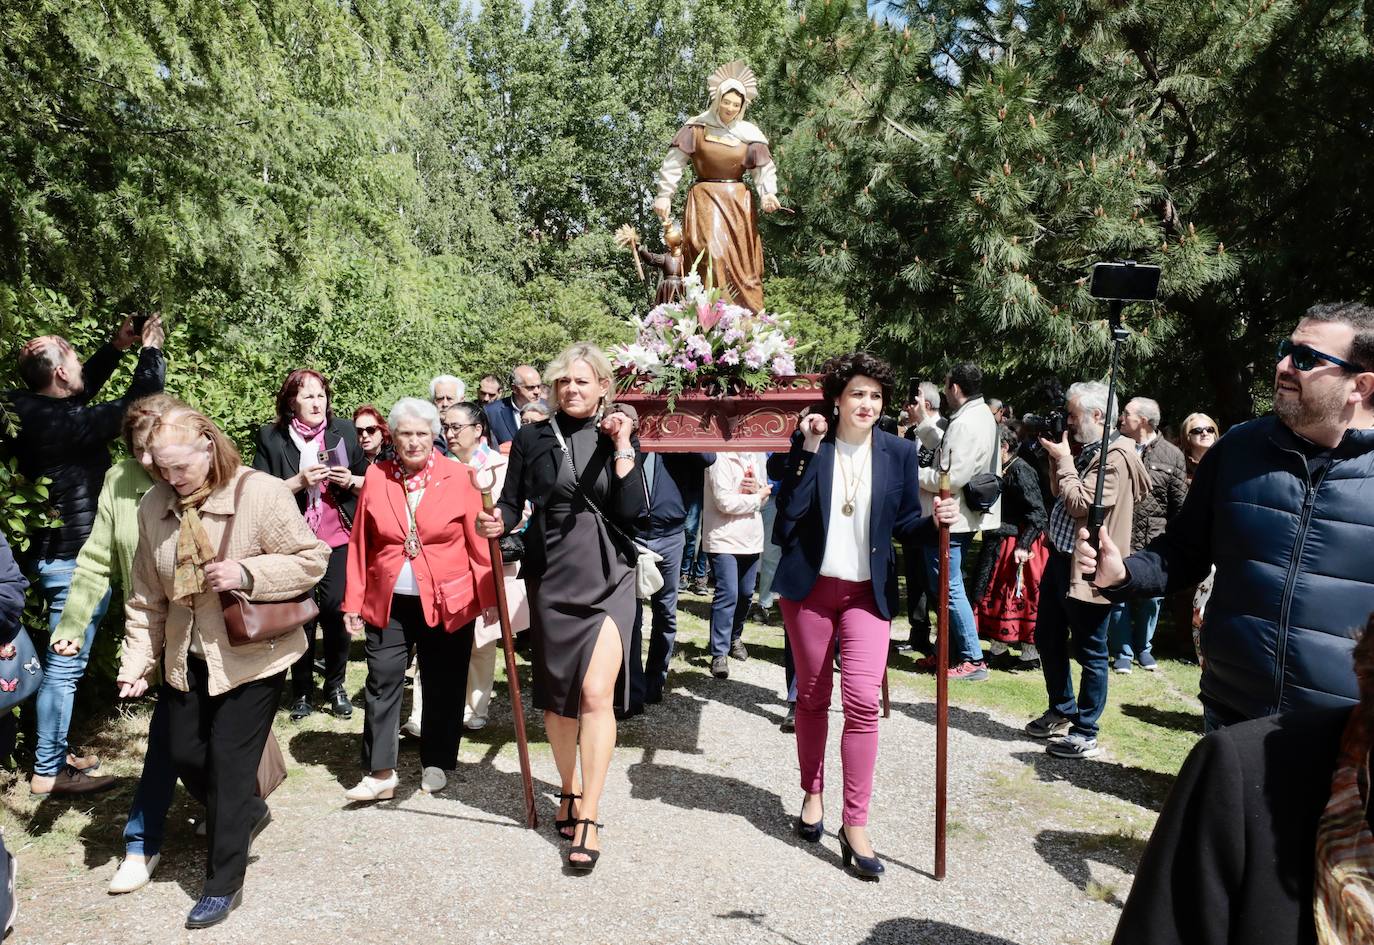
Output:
[3, 315, 164, 795]
[1078, 302, 1374, 731]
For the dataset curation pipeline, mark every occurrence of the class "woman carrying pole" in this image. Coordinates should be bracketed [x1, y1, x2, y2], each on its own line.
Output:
[771, 352, 958, 879]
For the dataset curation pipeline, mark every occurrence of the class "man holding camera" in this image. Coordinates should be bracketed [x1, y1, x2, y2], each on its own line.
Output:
[5, 315, 165, 794]
[909, 363, 1000, 680]
[1024, 381, 1149, 758]
[1078, 302, 1374, 731]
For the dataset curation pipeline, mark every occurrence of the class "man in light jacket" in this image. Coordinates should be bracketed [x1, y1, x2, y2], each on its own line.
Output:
[909, 363, 1001, 680]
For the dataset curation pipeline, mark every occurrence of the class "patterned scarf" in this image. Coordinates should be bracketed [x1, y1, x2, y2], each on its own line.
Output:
[1314, 711, 1374, 944]
[383, 450, 436, 494]
[172, 481, 218, 602]
[289, 416, 328, 532]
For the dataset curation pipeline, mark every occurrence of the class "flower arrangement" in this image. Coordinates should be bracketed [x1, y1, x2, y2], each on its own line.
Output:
[612, 272, 801, 406]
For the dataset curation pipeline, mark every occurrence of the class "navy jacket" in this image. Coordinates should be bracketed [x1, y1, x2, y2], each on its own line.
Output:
[1108, 416, 1374, 724]
[772, 430, 933, 620]
[640, 453, 688, 540]
[0, 531, 26, 632]
[4, 344, 165, 562]
[485, 396, 522, 446]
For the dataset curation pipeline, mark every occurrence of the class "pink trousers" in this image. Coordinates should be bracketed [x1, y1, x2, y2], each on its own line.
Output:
[780, 576, 890, 826]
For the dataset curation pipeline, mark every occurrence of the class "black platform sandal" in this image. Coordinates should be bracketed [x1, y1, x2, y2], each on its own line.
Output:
[554, 792, 581, 840]
[566, 818, 604, 872]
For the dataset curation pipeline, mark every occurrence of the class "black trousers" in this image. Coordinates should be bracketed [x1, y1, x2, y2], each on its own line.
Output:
[361, 595, 474, 772]
[166, 657, 283, 897]
[292, 544, 350, 698]
[902, 539, 933, 654]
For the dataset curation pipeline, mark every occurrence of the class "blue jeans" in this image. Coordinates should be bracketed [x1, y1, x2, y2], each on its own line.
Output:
[124, 691, 178, 856]
[757, 500, 782, 609]
[1108, 597, 1162, 661]
[32, 558, 112, 776]
[1035, 553, 1113, 739]
[640, 532, 685, 704]
[922, 533, 982, 665]
[680, 499, 709, 583]
[708, 553, 760, 657]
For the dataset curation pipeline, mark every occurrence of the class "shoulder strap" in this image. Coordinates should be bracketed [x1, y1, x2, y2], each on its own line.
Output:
[550, 419, 642, 550]
[216, 471, 255, 560]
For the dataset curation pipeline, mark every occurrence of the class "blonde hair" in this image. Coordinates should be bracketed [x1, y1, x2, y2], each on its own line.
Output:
[545, 343, 615, 407]
[1181, 412, 1220, 438]
[122, 393, 187, 454]
[148, 407, 243, 492]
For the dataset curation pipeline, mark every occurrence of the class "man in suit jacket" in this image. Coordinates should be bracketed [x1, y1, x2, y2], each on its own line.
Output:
[485, 365, 543, 446]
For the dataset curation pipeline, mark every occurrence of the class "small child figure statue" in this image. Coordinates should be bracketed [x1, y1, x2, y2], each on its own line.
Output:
[616, 222, 686, 305]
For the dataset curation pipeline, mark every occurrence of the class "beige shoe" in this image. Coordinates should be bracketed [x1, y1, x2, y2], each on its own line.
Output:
[108, 853, 160, 894]
[344, 772, 398, 802]
[400, 719, 421, 739]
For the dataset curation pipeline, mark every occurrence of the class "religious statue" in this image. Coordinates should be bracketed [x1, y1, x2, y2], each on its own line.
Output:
[653, 60, 782, 314]
[615, 222, 686, 305]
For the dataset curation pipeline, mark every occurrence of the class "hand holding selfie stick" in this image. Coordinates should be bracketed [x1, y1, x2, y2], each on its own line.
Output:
[935, 446, 952, 881]
[1083, 261, 1161, 583]
[468, 467, 538, 829]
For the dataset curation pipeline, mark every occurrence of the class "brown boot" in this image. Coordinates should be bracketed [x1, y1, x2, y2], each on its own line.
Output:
[31, 764, 116, 797]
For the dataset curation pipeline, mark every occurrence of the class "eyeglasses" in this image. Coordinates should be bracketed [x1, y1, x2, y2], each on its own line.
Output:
[1188, 426, 1217, 437]
[1277, 338, 1360, 373]
[355, 425, 379, 437]
[513, 383, 542, 392]
[442, 422, 478, 434]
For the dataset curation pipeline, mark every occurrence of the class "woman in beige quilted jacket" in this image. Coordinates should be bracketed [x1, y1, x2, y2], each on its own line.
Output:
[117, 406, 328, 930]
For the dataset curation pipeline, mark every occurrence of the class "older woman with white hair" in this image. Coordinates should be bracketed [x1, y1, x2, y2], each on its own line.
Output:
[341, 397, 498, 801]
[478, 343, 647, 871]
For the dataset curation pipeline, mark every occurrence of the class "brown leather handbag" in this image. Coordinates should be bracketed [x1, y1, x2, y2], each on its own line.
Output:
[218, 473, 320, 647]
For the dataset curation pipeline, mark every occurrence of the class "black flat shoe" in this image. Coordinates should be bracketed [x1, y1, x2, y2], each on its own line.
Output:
[327, 686, 353, 719]
[566, 819, 603, 872]
[554, 792, 581, 840]
[780, 703, 796, 734]
[838, 825, 885, 879]
[185, 888, 242, 929]
[288, 696, 313, 721]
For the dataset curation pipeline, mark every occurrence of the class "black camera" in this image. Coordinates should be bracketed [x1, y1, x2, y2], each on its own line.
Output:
[1023, 410, 1068, 440]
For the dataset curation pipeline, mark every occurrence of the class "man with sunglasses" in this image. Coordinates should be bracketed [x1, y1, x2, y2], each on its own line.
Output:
[485, 364, 543, 446]
[1076, 302, 1374, 731]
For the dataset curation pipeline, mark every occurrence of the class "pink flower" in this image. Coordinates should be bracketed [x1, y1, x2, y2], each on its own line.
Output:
[698, 299, 724, 332]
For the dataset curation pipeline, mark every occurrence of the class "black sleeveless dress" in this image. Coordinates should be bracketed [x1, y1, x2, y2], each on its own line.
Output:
[527, 414, 637, 718]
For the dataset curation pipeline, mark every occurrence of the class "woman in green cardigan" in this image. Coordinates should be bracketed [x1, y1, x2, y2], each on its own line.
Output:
[49, 393, 184, 894]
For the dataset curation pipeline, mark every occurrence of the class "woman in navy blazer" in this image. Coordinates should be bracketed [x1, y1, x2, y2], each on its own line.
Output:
[773, 352, 957, 879]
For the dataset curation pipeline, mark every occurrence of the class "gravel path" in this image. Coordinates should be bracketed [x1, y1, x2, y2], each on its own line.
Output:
[19, 631, 1159, 945]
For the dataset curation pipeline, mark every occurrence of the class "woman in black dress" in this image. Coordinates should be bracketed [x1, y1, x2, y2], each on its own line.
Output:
[478, 342, 646, 871]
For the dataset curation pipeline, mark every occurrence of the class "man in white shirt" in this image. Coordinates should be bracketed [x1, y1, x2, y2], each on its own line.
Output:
[909, 362, 1001, 680]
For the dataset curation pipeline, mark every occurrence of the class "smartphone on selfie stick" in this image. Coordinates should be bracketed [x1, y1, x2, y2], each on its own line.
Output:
[1082, 261, 1161, 581]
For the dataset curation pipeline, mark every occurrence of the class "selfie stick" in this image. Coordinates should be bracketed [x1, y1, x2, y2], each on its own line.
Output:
[935, 446, 952, 881]
[468, 468, 538, 829]
[1084, 278, 1133, 581]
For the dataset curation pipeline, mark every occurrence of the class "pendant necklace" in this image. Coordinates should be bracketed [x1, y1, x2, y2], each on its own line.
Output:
[837, 439, 870, 517]
[403, 491, 422, 559]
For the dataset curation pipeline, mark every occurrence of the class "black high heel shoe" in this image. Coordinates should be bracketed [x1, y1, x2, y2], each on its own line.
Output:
[795, 797, 823, 843]
[554, 792, 581, 840]
[566, 819, 603, 872]
[837, 825, 885, 879]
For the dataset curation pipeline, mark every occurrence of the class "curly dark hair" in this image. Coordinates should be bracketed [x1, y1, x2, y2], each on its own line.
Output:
[821, 352, 896, 412]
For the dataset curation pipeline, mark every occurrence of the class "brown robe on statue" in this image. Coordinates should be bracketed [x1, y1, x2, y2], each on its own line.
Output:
[670, 125, 770, 314]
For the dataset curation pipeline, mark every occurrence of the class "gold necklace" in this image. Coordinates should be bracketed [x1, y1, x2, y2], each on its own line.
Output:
[837, 439, 871, 516]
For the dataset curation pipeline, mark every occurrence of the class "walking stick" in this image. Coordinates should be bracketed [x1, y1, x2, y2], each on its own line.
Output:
[935, 447, 952, 880]
[882, 670, 890, 718]
[468, 468, 538, 829]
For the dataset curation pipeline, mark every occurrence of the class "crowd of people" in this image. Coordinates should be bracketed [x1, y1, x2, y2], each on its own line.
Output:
[4, 300, 1374, 941]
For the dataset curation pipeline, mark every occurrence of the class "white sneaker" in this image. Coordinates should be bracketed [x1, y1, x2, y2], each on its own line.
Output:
[463, 716, 487, 732]
[343, 772, 398, 802]
[400, 719, 422, 739]
[194, 819, 207, 837]
[108, 853, 160, 894]
[420, 766, 447, 794]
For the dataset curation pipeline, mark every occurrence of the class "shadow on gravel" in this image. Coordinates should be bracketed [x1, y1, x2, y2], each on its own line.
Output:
[1034, 828, 1147, 909]
[896, 700, 1028, 743]
[1010, 751, 1174, 811]
[288, 728, 361, 789]
[859, 918, 1021, 944]
[1119, 702, 1200, 733]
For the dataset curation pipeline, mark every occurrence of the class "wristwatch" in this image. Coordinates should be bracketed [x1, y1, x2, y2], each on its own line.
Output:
[613, 449, 636, 461]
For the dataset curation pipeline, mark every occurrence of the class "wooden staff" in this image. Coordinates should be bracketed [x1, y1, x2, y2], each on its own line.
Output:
[469, 467, 538, 829]
[881, 670, 890, 719]
[935, 447, 952, 880]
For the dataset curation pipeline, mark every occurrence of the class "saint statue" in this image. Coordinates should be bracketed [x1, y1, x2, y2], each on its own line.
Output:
[653, 60, 782, 314]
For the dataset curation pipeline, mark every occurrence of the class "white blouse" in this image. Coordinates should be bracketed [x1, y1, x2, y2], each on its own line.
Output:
[392, 489, 425, 596]
[820, 438, 873, 582]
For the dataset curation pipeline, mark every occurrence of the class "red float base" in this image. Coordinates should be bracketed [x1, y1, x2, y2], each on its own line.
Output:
[617, 375, 824, 452]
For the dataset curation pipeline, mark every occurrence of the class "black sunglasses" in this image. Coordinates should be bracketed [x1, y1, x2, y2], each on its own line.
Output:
[1277, 338, 1360, 373]
[355, 425, 379, 435]
[1188, 426, 1216, 436]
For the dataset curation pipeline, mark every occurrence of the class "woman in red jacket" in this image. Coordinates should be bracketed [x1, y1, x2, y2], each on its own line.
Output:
[342, 398, 497, 801]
